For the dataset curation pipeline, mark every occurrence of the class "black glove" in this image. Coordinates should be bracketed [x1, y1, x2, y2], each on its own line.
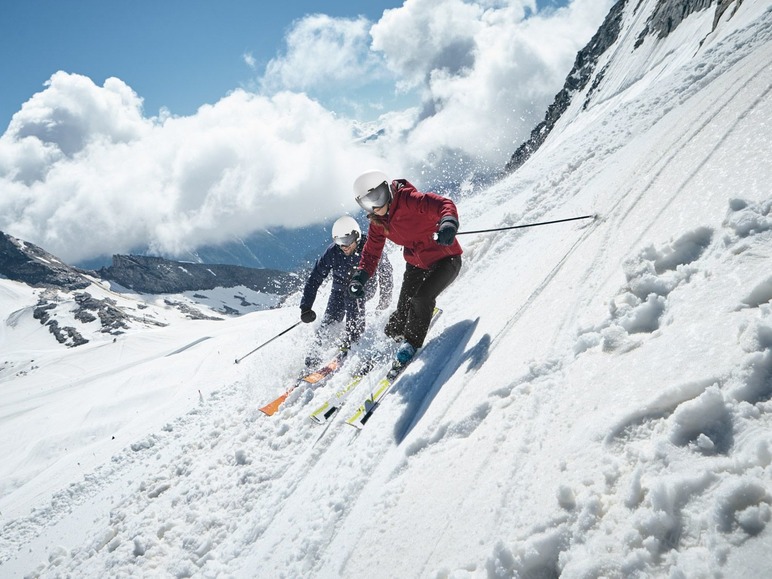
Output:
[348, 269, 370, 299]
[300, 309, 316, 323]
[436, 216, 459, 246]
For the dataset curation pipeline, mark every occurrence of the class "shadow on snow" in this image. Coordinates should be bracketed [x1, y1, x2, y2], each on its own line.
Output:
[392, 317, 489, 443]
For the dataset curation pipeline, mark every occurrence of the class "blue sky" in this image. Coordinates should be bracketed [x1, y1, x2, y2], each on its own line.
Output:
[3, 1, 396, 125]
[0, 0, 612, 264]
[1, 0, 570, 128]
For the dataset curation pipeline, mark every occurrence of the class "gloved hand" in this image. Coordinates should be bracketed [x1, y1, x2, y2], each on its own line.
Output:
[436, 216, 459, 246]
[300, 309, 316, 323]
[348, 269, 370, 299]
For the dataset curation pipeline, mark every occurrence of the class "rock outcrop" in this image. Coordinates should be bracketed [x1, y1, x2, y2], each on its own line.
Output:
[504, 0, 743, 174]
[98, 254, 299, 295]
[0, 232, 92, 290]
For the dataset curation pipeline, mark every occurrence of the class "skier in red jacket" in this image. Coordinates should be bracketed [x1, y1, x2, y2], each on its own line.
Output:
[348, 170, 462, 366]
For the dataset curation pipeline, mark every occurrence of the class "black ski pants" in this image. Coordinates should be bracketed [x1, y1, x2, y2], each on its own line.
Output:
[385, 255, 461, 348]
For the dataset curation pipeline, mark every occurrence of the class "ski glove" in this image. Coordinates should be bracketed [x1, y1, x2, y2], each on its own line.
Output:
[348, 269, 370, 299]
[300, 309, 316, 323]
[436, 216, 459, 246]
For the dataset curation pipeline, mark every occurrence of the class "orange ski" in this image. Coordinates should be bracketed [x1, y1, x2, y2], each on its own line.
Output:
[259, 353, 345, 416]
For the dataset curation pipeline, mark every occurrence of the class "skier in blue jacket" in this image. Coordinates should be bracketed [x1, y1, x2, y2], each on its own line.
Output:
[300, 215, 392, 366]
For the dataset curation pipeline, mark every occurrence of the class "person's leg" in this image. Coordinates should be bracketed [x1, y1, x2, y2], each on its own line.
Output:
[322, 290, 346, 326]
[385, 264, 428, 341]
[403, 255, 461, 348]
[306, 291, 346, 366]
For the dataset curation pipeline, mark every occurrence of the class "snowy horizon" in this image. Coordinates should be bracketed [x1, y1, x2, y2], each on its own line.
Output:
[1, 0, 771, 577]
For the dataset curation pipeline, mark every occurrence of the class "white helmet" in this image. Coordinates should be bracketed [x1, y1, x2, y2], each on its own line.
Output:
[353, 170, 391, 213]
[331, 215, 361, 247]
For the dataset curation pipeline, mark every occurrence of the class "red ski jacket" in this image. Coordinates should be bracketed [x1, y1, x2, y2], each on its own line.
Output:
[359, 179, 462, 276]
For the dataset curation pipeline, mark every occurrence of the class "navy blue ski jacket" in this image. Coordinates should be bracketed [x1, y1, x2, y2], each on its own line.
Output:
[300, 234, 392, 313]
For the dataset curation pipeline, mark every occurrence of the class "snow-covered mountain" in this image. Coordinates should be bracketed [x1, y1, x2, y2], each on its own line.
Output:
[1, 231, 299, 349]
[87, 223, 336, 273]
[1, 0, 771, 577]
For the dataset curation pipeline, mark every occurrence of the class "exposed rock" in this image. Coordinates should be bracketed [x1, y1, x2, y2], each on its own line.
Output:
[504, 0, 628, 173]
[32, 302, 57, 324]
[73, 292, 131, 333]
[634, 0, 735, 45]
[162, 299, 222, 321]
[98, 254, 300, 296]
[33, 293, 90, 347]
[0, 232, 92, 290]
[713, 0, 744, 30]
[45, 319, 89, 347]
[504, 0, 739, 174]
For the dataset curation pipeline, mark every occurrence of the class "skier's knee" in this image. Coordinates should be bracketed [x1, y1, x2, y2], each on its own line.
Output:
[409, 296, 434, 319]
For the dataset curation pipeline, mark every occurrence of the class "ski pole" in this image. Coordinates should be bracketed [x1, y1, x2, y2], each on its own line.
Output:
[234, 321, 302, 364]
[456, 214, 596, 236]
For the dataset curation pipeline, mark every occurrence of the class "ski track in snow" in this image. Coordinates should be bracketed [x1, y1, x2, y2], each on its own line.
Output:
[2, 2, 772, 578]
[314, 7, 772, 576]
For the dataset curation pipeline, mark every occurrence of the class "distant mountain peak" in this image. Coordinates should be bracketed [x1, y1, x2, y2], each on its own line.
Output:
[1, 231, 302, 349]
[504, 0, 742, 174]
[98, 254, 300, 295]
[0, 231, 92, 290]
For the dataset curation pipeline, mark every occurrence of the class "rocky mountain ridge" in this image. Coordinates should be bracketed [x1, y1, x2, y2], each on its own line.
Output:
[1, 230, 300, 348]
[504, 0, 744, 173]
[98, 254, 299, 295]
[0, 231, 92, 291]
[1, 231, 298, 296]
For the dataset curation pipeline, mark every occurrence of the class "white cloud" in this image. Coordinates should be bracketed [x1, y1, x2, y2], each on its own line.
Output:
[1, 72, 148, 172]
[0, 1, 614, 264]
[371, 0, 490, 90]
[243, 52, 257, 70]
[371, 0, 615, 170]
[0, 75, 387, 262]
[260, 14, 385, 94]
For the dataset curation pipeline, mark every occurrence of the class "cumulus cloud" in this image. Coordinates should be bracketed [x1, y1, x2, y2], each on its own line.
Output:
[0, 72, 148, 182]
[371, 0, 614, 170]
[372, 0, 488, 90]
[0, 0, 614, 264]
[260, 14, 385, 94]
[0, 76, 386, 261]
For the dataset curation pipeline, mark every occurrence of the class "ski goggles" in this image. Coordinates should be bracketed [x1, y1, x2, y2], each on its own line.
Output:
[333, 232, 359, 247]
[355, 180, 391, 213]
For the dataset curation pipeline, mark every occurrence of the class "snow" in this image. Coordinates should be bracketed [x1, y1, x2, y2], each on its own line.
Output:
[1, 1, 771, 577]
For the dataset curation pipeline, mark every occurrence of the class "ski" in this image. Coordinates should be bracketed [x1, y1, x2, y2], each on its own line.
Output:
[308, 358, 381, 424]
[259, 350, 347, 416]
[311, 308, 443, 427]
[344, 307, 443, 429]
[344, 360, 411, 429]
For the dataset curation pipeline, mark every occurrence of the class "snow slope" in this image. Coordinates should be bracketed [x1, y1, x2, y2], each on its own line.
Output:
[1, 1, 771, 577]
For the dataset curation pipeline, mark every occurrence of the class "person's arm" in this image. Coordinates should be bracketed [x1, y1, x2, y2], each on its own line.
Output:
[300, 246, 333, 311]
[403, 187, 459, 245]
[349, 222, 385, 299]
[359, 220, 386, 278]
[399, 185, 458, 222]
